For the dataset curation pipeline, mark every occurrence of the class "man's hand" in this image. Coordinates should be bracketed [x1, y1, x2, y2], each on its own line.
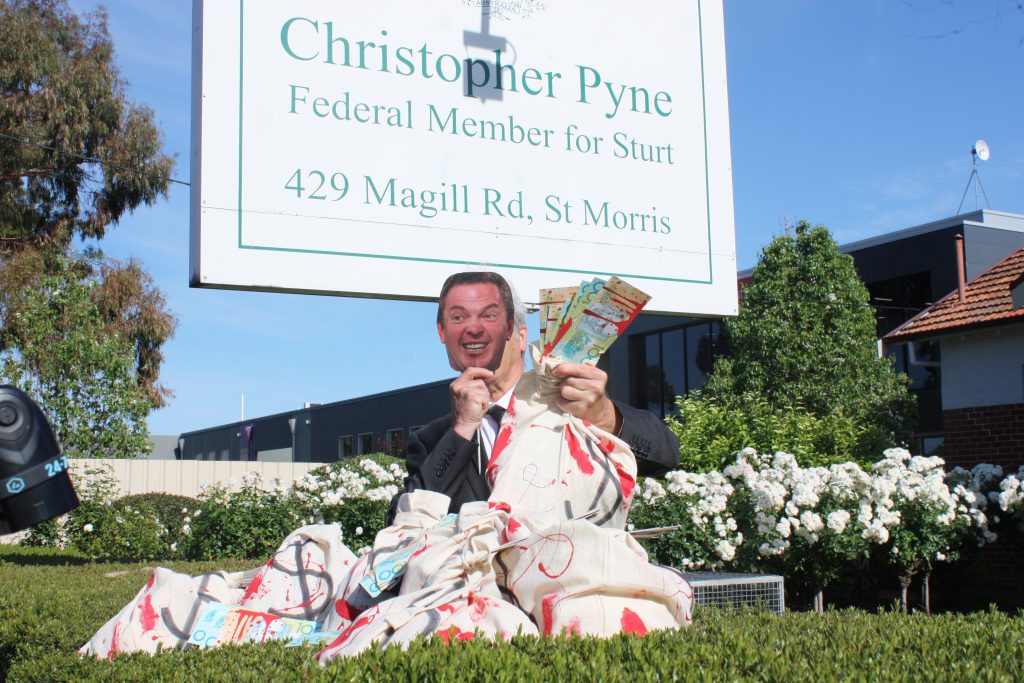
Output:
[450, 367, 494, 440]
[550, 362, 620, 433]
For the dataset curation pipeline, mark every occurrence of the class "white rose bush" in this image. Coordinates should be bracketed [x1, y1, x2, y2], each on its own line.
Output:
[23, 455, 408, 562]
[628, 447, 1014, 613]
[20, 449, 1020, 612]
[629, 470, 743, 571]
[994, 465, 1024, 531]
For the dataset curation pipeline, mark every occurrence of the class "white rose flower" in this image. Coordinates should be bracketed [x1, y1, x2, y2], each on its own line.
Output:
[83, 523, 94, 533]
[715, 540, 736, 562]
[826, 510, 850, 534]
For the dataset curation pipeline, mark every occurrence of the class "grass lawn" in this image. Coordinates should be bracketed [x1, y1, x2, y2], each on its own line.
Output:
[2, 545, 1021, 682]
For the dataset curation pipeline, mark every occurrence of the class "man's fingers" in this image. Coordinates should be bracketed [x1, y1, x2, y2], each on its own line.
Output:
[460, 367, 495, 381]
[559, 384, 592, 403]
[556, 398, 583, 414]
[551, 362, 580, 377]
[559, 376, 601, 392]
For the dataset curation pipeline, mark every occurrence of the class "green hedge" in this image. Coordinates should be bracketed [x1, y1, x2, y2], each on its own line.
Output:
[2, 547, 1022, 682]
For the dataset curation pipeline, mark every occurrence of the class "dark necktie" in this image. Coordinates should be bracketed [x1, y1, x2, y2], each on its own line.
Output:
[486, 404, 506, 424]
[477, 405, 506, 474]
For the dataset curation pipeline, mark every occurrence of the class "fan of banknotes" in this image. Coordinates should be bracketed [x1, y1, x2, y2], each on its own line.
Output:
[538, 276, 651, 364]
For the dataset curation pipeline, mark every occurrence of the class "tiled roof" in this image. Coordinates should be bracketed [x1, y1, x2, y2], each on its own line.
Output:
[885, 246, 1024, 341]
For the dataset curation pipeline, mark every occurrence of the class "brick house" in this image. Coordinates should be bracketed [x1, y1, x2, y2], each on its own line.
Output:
[884, 244, 1024, 470]
[884, 244, 1024, 608]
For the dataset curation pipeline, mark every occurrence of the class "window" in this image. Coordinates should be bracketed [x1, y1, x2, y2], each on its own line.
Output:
[886, 340, 940, 391]
[338, 435, 355, 459]
[919, 436, 944, 457]
[358, 433, 374, 455]
[386, 429, 405, 457]
[633, 321, 721, 418]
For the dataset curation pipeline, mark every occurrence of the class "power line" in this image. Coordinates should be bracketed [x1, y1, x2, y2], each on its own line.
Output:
[0, 131, 190, 187]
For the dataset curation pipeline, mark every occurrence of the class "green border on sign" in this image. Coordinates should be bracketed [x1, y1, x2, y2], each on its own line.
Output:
[235, 0, 716, 285]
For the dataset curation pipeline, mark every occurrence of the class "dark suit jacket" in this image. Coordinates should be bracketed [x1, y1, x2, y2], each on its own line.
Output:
[386, 401, 678, 524]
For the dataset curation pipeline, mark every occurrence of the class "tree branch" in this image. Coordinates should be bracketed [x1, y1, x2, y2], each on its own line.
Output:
[0, 167, 69, 182]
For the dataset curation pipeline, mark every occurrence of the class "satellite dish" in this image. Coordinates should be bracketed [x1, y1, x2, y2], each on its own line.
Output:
[974, 139, 990, 161]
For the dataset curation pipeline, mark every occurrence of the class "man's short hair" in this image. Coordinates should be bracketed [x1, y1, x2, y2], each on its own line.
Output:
[437, 271, 514, 327]
[511, 285, 526, 332]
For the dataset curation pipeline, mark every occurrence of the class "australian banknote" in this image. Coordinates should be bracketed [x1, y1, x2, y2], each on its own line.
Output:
[543, 277, 651, 362]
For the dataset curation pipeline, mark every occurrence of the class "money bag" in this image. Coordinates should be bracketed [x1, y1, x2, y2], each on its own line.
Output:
[485, 345, 637, 530]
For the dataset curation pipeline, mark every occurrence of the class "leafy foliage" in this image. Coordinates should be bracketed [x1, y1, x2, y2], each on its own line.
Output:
[23, 455, 406, 561]
[0, 0, 177, 442]
[702, 221, 916, 460]
[21, 466, 195, 560]
[0, 252, 168, 457]
[0, 0, 174, 253]
[667, 391, 865, 472]
[176, 479, 304, 562]
[628, 481, 737, 571]
[2, 549, 1023, 683]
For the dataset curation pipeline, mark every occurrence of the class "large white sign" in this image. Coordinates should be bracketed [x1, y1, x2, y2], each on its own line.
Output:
[191, 0, 737, 315]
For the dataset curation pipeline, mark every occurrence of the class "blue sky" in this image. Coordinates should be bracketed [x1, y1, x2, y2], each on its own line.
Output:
[64, 1, 1023, 436]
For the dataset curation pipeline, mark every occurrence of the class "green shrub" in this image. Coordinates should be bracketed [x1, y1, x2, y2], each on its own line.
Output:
[291, 455, 406, 548]
[628, 474, 741, 571]
[117, 493, 199, 525]
[179, 477, 304, 561]
[667, 392, 867, 471]
[2, 549, 1023, 683]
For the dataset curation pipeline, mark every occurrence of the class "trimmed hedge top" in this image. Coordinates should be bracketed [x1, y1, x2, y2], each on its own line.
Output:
[2, 548, 1022, 682]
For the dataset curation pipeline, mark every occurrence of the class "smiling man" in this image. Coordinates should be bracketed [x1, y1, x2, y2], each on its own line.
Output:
[393, 271, 678, 520]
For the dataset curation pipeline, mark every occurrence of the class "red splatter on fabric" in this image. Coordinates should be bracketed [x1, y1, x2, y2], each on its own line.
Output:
[616, 464, 636, 501]
[411, 543, 433, 560]
[304, 551, 324, 570]
[139, 595, 158, 633]
[322, 611, 375, 652]
[468, 593, 497, 624]
[598, 438, 615, 455]
[564, 618, 582, 636]
[501, 516, 523, 544]
[541, 594, 559, 636]
[620, 608, 647, 636]
[285, 588, 326, 612]
[437, 625, 474, 644]
[487, 501, 511, 513]
[145, 573, 155, 590]
[238, 560, 272, 604]
[436, 603, 456, 615]
[334, 598, 360, 622]
[536, 533, 575, 579]
[506, 393, 517, 417]
[564, 426, 594, 475]
[487, 424, 514, 469]
[107, 623, 122, 660]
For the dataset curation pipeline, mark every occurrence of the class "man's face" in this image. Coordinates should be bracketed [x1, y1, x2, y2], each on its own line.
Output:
[437, 283, 512, 372]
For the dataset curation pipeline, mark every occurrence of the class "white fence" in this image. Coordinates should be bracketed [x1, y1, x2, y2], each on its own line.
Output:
[1, 459, 324, 544]
[65, 458, 322, 498]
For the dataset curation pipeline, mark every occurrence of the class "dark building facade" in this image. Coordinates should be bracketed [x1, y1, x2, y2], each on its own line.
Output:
[177, 210, 1024, 462]
[179, 380, 450, 462]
